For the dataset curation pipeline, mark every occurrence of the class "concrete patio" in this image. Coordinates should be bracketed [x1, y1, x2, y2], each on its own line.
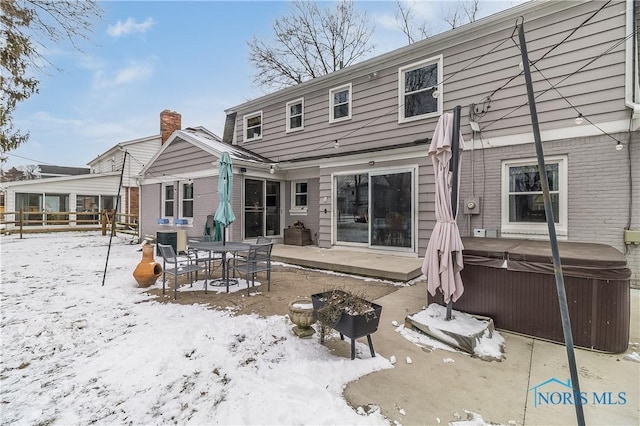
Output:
[271, 244, 423, 282]
[268, 244, 639, 424]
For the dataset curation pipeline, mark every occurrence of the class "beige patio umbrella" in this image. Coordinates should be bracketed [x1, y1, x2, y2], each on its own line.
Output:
[422, 111, 465, 317]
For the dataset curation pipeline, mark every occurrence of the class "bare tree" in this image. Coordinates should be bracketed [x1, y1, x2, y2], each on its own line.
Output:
[248, 0, 374, 89]
[395, 1, 432, 44]
[1, 1, 102, 153]
[22, 164, 40, 179]
[396, 0, 482, 45]
[443, 0, 481, 29]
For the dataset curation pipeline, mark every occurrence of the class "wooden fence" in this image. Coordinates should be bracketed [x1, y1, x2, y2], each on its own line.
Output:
[0, 209, 138, 239]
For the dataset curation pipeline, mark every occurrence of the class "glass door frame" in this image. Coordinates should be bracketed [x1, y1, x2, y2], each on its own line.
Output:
[332, 167, 416, 252]
[242, 177, 282, 240]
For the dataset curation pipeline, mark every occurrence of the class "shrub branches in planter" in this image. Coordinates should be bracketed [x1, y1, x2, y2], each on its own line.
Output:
[311, 289, 382, 360]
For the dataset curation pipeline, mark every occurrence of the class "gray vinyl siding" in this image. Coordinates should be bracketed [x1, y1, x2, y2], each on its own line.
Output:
[147, 139, 217, 176]
[139, 183, 161, 239]
[190, 176, 218, 239]
[284, 177, 320, 244]
[318, 173, 331, 249]
[231, 1, 628, 163]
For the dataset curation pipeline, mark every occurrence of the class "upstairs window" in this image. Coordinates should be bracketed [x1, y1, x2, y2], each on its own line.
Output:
[286, 98, 304, 132]
[398, 56, 442, 122]
[329, 83, 352, 123]
[243, 111, 262, 142]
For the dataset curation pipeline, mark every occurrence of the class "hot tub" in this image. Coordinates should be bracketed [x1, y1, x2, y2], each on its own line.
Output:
[428, 238, 631, 353]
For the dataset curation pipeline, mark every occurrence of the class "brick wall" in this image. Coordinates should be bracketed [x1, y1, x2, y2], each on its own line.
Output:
[458, 131, 639, 285]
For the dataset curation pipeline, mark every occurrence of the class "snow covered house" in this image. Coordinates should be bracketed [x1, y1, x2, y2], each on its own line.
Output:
[137, 1, 639, 283]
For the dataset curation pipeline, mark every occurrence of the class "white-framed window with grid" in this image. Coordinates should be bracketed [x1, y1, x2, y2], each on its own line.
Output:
[398, 55, 443, 123]
[501, 156, 568, 238]
[329, 83, 352, 123]
[243, 111, 262, 142]
[290, 180, 308, 215]
[181, 181, 194, 219]
[162, 183, 175, 218]
[286, 98, 304, 132]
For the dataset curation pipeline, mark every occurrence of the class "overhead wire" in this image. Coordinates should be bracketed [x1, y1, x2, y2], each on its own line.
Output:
[481, 31, 635, 132]
[478, 1, 632, 132]
[529, 62, 625, 145]
[283, 29, 517, 163]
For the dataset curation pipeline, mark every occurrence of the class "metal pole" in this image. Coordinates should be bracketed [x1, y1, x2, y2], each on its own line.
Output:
[446, 105, 462, 320]
[102, 151, 127, 286]
[517, 22, 585, 425]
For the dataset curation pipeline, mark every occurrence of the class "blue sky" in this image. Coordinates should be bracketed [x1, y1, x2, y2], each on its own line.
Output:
[6, 0, 522, 170]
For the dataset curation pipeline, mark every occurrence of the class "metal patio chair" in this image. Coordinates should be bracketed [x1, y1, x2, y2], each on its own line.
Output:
[158, 243, 208, 300]
[228, 242, 273, 295]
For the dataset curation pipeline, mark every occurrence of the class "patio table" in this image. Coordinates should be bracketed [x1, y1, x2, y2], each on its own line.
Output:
[188, 241, 251, 293]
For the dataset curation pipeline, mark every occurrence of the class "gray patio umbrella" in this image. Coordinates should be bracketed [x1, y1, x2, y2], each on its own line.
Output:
[422, 111, 465, 318]
[214, 152, 236, 245]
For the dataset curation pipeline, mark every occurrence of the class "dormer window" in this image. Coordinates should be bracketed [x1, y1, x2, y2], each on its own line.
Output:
[243, 111, 262, 142]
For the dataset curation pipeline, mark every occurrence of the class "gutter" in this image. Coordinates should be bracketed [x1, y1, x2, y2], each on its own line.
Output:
[626, 0, 640, 118]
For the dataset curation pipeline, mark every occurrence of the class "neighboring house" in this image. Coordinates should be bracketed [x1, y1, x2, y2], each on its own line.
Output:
[138, 0, 639, 283]
[1, 110, 181, 229]
[38, 165, 90, 179]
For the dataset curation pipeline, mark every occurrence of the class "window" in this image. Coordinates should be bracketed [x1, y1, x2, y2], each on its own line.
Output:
[290, 181, 308, 215]
[77, 195, 99, 212]
[329, 83, 352, 123]
[182, 182, 194, 218]
[16, 193, 43, 226]
[101, 196, 117, 212]
[77, 195, 100, 224]
[243, 111, 262, 142]
[286, 98, 304, 132]
[398, 56, 442, 123]
[501, 157, 568, 237]
[163, 184, 174, 218]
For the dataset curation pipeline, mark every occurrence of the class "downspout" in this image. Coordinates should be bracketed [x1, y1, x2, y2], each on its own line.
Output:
[625, 0, 640, 118]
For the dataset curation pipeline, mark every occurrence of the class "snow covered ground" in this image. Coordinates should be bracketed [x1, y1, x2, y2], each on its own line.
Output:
[1, 232, 393, 425]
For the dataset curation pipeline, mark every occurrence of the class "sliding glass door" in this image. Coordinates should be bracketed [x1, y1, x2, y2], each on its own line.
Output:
[244, 178, 281, 239]
[335, 169, 413, 249]
[370, 171, 412, 248]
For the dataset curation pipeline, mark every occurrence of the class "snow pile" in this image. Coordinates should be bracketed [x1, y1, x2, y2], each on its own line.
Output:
[400, 304, 505, 361]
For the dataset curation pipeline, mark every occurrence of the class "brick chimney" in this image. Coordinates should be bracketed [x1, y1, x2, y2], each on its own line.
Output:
[160, 110, 181, 144]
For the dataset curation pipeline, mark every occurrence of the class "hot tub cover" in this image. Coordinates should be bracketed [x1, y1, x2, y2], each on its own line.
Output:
[461, 238, 631, 281]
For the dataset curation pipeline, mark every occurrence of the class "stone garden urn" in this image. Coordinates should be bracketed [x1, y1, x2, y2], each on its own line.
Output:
[289, 298, 317, 338]
[133, 243, 163, 288]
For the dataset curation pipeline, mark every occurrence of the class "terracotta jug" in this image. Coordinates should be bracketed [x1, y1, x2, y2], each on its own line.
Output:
[133, 243, 162, 287]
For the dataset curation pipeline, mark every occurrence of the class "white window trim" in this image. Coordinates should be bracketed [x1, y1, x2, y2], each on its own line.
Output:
[289, 180, 308, 216]
[329, 83, 352, 123]
[286, 98, 304, 133]
[162, 183, 175, 220]
[243, 111, 263, 142]
[500, 156, 568, 238]
[178, 181, 194, 226]
[398, 55, 443, 123]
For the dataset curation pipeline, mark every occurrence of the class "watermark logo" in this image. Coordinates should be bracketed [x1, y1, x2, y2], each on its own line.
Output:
[529, 378, 627, 407]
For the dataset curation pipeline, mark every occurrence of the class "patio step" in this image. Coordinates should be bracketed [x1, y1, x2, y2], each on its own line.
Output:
[271, 244, 423, 282]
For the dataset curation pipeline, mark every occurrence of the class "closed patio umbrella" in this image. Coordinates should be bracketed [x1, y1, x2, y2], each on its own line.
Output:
[214, 152, 236, 245]
[422, 110, 465, 318]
